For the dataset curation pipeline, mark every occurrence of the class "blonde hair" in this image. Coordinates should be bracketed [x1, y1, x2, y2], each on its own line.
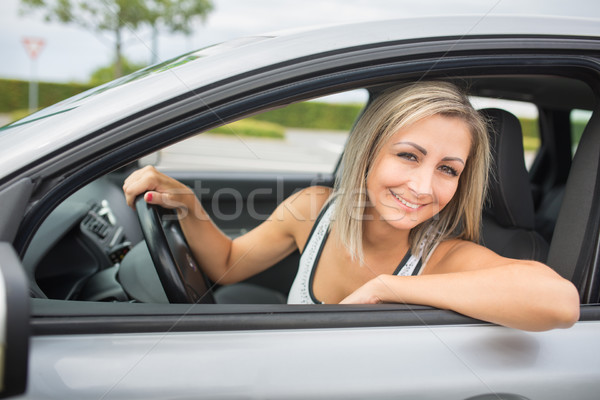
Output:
[332, 81, 490, 263]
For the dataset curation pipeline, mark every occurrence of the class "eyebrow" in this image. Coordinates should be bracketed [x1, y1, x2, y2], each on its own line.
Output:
[442, 156, 465, 166]
[394, 141, 465, 165]
[394, 141, 427, 155]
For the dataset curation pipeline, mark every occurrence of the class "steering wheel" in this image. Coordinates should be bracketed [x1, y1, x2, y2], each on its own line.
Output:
[135, 196, 215, 304]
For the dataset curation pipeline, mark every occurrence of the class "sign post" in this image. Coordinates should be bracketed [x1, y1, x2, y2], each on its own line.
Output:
[22, 37, 45, 112]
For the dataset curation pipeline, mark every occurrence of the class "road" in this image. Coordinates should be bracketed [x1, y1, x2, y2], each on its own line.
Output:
[154, 129, 349, 173]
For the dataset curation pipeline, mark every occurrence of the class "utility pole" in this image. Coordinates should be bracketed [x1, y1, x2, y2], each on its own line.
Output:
[22, 37, 45, 112]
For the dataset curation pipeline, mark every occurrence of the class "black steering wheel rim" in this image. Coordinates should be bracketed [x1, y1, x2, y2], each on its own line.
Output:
[135, 195, 214, 304]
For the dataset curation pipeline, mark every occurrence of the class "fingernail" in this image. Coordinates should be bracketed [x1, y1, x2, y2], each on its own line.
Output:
[146, 192, 153, 202]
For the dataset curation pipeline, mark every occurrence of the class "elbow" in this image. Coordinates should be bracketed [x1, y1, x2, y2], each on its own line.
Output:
[524, 263, 581, 331]
[560, 307, 580, 329]
[545, 279, 580, 330]
[213, 274, 238, 286]
[556, 280, 581, 328]
[205, 265, 238, 286]
[521, 278, 580, 332]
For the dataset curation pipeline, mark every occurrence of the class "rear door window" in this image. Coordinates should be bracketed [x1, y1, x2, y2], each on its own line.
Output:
[571, 109, 593, 156]
[471, 97, 540, 170]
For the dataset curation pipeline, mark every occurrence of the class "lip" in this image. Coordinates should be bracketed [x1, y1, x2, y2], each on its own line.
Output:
[389, 189, 425, 211]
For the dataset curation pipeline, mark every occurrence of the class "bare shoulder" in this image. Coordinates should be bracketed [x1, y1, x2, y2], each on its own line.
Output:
[276, 185, 333, 250]
[281, 185, 333, 221]
[425, 238, 516, 274]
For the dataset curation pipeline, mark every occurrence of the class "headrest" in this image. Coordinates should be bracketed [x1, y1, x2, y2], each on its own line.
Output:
[480, 108, 535, 229]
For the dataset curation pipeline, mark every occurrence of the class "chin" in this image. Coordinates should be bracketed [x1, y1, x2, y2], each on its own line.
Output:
[379, 211, 426, 230]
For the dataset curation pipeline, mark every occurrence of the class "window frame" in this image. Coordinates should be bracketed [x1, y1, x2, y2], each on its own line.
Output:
[12, 42, 600, 337]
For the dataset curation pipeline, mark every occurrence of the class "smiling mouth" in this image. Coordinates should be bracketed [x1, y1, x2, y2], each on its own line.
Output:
[390, 190, 421, 210]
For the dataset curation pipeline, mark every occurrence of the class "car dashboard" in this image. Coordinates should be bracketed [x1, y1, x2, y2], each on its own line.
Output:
[23, 175, 142, 302]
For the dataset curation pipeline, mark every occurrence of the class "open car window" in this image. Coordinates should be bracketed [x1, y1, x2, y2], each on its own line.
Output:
[23, 80, 594, 307]
[143, 89, 368, 174]
[23, 89, 371, 304]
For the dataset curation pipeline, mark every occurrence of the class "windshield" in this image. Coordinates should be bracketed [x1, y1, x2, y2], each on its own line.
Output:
[1, 36, 272, 132]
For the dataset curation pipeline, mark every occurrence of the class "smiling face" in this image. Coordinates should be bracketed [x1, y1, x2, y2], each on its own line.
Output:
[364, 114, 472, 231]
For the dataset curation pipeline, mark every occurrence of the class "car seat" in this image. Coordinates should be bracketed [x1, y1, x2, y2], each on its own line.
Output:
[479, 108, 549, 261]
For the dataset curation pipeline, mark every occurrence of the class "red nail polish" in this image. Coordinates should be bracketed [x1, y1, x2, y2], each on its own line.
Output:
[146, 192, 153, 202]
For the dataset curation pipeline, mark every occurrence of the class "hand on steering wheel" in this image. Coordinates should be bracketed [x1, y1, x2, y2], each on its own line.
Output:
[135, 195, 215, 304]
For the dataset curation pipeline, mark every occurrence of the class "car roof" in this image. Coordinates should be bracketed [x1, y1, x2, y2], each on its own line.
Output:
[1, 14, 599, 180]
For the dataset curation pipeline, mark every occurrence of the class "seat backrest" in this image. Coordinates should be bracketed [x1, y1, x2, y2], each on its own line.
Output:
[534, 184, 565, 243]
[479, 108, 549, 261]
[547, 109, 600, 294]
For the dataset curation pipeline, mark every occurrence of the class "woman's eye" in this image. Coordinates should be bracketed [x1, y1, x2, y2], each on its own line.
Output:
[397, 152, 417, 161]
[439, 165, 459, 177]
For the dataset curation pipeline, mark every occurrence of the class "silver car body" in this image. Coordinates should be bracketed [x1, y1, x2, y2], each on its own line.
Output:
[27, 323, 600, 399]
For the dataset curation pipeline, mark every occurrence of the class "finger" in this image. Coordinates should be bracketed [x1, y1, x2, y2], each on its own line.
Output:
[143, 190, 179, 210]
[123, 166, 149, 188]
[123, 171, 161, 208]
[125, 179, 154, 209]
[144, 191, 160, 205]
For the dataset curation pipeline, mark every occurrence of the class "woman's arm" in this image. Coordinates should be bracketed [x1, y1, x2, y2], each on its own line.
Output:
[340, 240, 580, 331]
[123, 166, 296, 284]
[123, 166, 330, 285]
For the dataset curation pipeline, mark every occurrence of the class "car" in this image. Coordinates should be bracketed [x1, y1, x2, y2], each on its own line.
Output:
[0, 14, 599, 399]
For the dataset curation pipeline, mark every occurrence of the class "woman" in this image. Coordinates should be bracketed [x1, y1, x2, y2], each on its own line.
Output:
[123, 81, 580, 331]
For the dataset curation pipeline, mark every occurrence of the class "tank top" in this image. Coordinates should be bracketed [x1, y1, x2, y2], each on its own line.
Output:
[287, 199, 426, 304]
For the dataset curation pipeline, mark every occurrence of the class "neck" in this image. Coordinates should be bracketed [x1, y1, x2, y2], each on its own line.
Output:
[361, 215, 411, 256]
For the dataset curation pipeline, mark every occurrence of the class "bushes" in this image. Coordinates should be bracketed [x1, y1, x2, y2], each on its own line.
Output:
[520, 117, 588, 150]
[0, 80, 363, 131]
[9, 109, 33, 123]
[254, 101, 363, 131]
[0, 79, 92, 113]
[572, 119, 588, 146]
[519, 118, 539, 140]
[208, 119, 285, 139]
[207, 101, 363, 138]
[519, 117, 540, 151]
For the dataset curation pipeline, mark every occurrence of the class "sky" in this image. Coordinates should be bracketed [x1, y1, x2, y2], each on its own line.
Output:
[1, 0, 599, 84]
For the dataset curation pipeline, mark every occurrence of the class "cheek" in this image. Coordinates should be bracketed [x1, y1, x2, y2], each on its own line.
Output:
[366, 160, 388, 190]
[435, 178, 461, 206]
[369, 157, 408, 185]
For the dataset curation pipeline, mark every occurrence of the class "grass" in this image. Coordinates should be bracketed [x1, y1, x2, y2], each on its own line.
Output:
[522, 136, 541, 152]
[9, 109, 35, 123]
[208, 119, 285, 139]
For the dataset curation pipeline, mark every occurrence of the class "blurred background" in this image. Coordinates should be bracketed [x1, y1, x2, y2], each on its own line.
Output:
[0, 0, 598, 126]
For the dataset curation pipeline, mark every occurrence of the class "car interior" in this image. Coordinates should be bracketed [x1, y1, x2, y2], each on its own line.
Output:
[21, 73, 599, 310]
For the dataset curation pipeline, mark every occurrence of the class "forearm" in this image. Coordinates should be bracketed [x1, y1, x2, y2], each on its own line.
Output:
[176, 192, 285, 285]
[123, 166, 258, 284]
[362, 263, 580, 331]
[174, 192, 239, 284]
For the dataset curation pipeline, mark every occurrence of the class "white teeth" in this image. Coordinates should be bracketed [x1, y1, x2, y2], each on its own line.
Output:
[392, 191, 419, 209]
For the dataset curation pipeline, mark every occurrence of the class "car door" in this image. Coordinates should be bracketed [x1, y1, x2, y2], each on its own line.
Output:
[0, 243, 29, 399]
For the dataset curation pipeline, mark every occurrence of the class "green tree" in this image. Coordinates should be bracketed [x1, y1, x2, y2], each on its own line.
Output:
[20, 0, 214, 79]
[145, 0, 214, 64]
[89, 58, 147, 85]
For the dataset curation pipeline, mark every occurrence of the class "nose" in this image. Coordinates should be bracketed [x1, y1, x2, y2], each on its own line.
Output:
[406, 165, 434, 199]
